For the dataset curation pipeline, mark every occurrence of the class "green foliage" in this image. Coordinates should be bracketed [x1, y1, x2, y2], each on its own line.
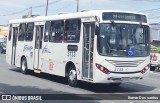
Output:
[151, 48, 160, 53]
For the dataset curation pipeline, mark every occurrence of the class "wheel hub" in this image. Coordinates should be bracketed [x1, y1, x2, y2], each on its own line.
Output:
[22, 61, 26, 71]
[69, 70, 76, 81]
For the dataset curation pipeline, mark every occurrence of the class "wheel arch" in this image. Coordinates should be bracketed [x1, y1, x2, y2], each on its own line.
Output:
[21, 55, 26, 64]
[20, 55, 28, 74]
[65, 61, 76, 77]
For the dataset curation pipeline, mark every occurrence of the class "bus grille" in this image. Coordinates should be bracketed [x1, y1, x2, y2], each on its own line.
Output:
[106, 60, 144, 67]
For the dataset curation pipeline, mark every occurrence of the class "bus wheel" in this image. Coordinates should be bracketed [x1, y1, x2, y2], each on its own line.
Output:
[155, 66, 160, 72]
[109, 83, 121, 87]
[67, 66, 78, 87]
[21, 57, 28, 74]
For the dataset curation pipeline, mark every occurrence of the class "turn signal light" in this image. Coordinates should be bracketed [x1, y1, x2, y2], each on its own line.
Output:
[141, 64, 150, 74]
[96, 63, 110, 74]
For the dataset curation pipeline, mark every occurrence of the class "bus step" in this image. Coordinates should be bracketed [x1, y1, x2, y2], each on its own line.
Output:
[34, 69, 41, 73]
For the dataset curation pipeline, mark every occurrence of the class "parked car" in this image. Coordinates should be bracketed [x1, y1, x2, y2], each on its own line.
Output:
[0, 43, 6, 54]
[150, 45, 160, 71]
[150, 52, 160, 71]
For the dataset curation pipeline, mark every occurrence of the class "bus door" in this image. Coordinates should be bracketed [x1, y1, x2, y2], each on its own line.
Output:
[82, 23, 95, 79]
[6, 24, 19, 65]
[11, 27, 18, 65]
[6, 25, 12, 65]
[34, 25, 44, 71]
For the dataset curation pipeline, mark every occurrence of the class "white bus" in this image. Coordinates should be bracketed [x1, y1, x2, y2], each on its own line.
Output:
[6, 10, 150, 87]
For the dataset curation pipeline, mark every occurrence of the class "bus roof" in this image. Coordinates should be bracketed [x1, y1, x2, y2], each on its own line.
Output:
[9, 10, 147, 24]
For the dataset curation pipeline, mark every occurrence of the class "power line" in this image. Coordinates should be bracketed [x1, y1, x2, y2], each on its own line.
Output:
[133, 0, 160, 2]
[33, 0, 62, 9]
[2, 0, 160, 18]
[49, 3, 72, 12]
[0, 0, 63, 17]
[0, 7, 30, 16]
[139, 7, 160, 12]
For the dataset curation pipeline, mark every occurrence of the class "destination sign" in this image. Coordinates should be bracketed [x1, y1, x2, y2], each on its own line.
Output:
[102, 12, 147, 23]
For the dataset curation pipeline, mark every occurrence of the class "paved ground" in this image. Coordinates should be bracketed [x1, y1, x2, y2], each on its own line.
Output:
[0, 54, 160, 103]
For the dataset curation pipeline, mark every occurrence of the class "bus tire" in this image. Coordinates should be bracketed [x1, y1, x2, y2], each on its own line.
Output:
[21, 57, 28, 74]
[67, 66, 78, 87]
[150, 66, 156, 71]
[155, 66, 159, 71]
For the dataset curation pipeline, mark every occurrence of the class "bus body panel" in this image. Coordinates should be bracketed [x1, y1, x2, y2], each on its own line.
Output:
[15, 41, 34, 69]
[6, 29, 12, 65]
[39, 43, 82, 77]
[94, 68, 150, 83]
[6, 24, 19, 65]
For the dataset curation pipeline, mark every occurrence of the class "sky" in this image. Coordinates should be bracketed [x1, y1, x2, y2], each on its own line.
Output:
[0, 0, 160, 25]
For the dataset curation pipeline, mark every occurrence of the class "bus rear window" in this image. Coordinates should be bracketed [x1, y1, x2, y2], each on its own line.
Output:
[8, 24, 12, 41]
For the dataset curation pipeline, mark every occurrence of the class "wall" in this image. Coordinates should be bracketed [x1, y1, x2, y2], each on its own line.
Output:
[0, 25, 8, 36]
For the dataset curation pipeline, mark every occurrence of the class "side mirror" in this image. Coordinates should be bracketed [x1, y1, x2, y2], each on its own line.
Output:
[95, 16, 100, 35]
[95, 25, 100, 35]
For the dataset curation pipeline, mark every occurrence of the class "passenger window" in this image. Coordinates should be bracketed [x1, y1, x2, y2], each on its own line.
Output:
[8, 24, 12, 41]
[18, 23, 26, 41]
[50, 20, 64, 42]
[64, 19, 81, 43]
[13, 27, 18, 46]
[26, 23, 34, 41]
[44, 21, 50, 42]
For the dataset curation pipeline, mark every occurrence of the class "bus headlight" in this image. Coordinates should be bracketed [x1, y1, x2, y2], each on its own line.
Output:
[96, 63, 111, 74]
[141, 64, 150, 74]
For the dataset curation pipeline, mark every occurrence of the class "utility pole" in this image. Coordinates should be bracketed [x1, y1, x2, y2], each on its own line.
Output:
[77, 0, 79, 12]
[46, 0, 49, 16]
[30, 6, 32, 16]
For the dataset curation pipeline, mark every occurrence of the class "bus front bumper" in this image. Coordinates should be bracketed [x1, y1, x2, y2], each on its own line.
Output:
[94, 69, 150, 83]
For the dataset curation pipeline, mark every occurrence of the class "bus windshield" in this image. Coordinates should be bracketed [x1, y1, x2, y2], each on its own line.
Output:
[97, 23, 150, 57]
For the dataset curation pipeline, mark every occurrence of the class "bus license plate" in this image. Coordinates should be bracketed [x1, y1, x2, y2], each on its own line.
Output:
[114, 68, 124, 72]
[122, 77, 130, 81]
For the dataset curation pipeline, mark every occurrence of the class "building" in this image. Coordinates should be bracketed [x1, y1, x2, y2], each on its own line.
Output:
[0, 25, 8, 36]
[150, 23, 160, 47]
[0, 25, 8, 43]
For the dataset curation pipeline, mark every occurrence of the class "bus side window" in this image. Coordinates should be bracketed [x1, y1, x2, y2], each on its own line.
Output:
[49, 20, 64, 43]
[18, 23, 26, 41]
[26, 23, 34, 41]
[64, 19, 81, 43]
[44, 21, 50, 42]
[8, 24, 12, 41]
